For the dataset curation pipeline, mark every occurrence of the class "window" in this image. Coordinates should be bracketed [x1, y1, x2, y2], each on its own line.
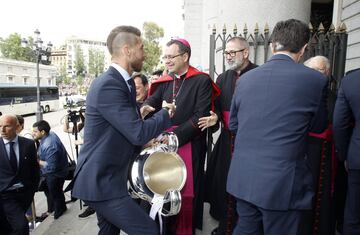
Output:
[7, 76, 14, 83]
[23, 77, 29, 85]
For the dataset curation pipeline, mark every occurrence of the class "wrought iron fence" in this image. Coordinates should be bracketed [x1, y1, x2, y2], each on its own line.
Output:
[209, 22, 348, 87]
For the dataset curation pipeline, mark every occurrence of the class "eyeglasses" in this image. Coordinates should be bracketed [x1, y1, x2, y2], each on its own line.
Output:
[223, 49, 245, 57]
[162, 53, 185, 60]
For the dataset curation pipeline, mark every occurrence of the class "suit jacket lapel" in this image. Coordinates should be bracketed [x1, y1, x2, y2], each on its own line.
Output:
[109, 67, 135, 102]
[0, 138, 12, 170]
[17, 137, 26, 173]
[109, 66, 140, 117]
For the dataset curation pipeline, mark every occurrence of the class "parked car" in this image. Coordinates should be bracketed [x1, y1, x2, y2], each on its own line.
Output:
[64, 96, 86, 108]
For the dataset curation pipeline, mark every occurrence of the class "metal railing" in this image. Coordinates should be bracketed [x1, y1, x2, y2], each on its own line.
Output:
[209, 22, 348, 86]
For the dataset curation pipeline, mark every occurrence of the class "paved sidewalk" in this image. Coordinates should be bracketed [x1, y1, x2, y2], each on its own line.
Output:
[26, 108, 218, 234]
[31, 200, 218, 235]
[31, 200, 99, 235]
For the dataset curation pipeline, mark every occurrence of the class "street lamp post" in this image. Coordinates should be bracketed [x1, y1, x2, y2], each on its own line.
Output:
[21, 29, 52, 121]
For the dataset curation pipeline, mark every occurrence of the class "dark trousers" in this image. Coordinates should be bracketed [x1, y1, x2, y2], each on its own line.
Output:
[85, 196, 159, 235]
[233, 198, 305, 235]
[344, 169, 360, 235]
[0, 189, 34, 235]
[44, 174, 66, 218]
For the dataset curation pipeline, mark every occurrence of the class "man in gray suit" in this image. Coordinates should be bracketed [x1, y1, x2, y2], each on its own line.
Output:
[72, 26, 175, 235]
[227, 19, 328, 235]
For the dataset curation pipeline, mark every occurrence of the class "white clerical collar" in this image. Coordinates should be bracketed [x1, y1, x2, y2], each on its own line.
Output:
[174, 69, 188, 79]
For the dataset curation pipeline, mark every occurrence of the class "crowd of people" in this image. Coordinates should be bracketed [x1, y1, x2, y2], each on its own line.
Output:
[1, 18, 359, 235]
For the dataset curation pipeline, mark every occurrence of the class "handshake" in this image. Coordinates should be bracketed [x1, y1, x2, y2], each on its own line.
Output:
[140, 101, 176, 119]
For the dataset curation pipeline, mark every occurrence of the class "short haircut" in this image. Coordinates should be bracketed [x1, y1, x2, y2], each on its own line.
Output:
[132, 73, 148, 86]
[227, 36, 249, 49]
[152, 69, 163, 76]
[270, 19, 310, 53]
[33, 120, 51, 134]
[303, 55, 330, 71]
[106, 25, 141, 55]
[166, 40, 191, 61]
[16, 115, 24, 126]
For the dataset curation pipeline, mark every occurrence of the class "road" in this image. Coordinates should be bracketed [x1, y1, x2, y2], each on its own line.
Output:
[24, 108, 218, 234]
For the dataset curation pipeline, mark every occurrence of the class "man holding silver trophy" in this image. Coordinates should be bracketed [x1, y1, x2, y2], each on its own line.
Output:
[71, 25, 176, 235]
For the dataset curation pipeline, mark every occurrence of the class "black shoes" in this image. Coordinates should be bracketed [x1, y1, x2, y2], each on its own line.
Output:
[78, 207, 95, 219]
[54, 207, 67, 219]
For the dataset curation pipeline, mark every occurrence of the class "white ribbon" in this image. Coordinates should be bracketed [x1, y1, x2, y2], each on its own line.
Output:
[150, 193, 164, 234]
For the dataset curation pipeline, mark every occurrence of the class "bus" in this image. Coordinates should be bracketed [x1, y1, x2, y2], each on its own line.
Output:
[0, 84, 60, 116]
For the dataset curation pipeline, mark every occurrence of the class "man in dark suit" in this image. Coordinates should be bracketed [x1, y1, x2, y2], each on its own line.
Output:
[0, 114, 40, 235]
[333, 68, 360, 235]
[227, 19, 328, 235]
[71, 25, 175, 235]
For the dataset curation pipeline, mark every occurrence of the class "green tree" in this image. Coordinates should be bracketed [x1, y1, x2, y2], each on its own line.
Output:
[0, 33, 35, 62]
[142, 22, 164, 74]
[88, 48, 105, 77]
[76, 75, 84, 86]
[74, 45, 85, 76]
[63, 76, 72, 85]
[56, 63, 67, 85]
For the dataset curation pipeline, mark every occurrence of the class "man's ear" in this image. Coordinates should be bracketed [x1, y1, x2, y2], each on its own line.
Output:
[183, 53, 190, 63]
[122, 44, 130, 57]
[270, 43, 275, 54]
[298, 43, 308, 59]
[243, 48, 250, 59]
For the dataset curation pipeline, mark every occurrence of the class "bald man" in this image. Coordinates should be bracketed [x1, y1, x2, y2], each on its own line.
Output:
[304, 55, 331, 77]
[0, 114, 39, 235]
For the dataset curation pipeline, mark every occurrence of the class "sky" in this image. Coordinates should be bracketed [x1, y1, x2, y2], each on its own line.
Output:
[0, 0, 184, 47]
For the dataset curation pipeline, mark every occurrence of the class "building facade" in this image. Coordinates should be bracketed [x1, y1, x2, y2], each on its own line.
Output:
[0, 58, 57, 86]
[183, 0, 360, 73]
[50, 46, 67, 75]
[64, 37, 111, 76]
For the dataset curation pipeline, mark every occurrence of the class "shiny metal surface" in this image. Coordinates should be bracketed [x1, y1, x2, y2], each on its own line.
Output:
[143, 152, 186, 196]
[128, 132, 186, 216]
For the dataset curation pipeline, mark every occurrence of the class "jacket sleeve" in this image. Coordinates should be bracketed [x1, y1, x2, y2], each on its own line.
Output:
[97, 78, 171, 146]
[309, 79, 328, 133]
[333, 85, 353, 161]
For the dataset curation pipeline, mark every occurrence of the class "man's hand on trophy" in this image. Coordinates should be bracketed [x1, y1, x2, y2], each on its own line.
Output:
[162, 101, 176, 118]
[154, 132, 170, 145]
[140, 105, 155, 119]
[198, 111, 218, 131]
[143, 138, 156, 149]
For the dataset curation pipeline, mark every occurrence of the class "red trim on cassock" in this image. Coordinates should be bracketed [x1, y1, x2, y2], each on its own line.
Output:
[148, 66, 221, 112]
[308, 125, 336, 235]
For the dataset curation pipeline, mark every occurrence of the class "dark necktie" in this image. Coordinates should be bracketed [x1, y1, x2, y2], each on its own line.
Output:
[127, 79, 140, 117]
[128, 79, 136, 100]
[9, 141, 17, 172]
